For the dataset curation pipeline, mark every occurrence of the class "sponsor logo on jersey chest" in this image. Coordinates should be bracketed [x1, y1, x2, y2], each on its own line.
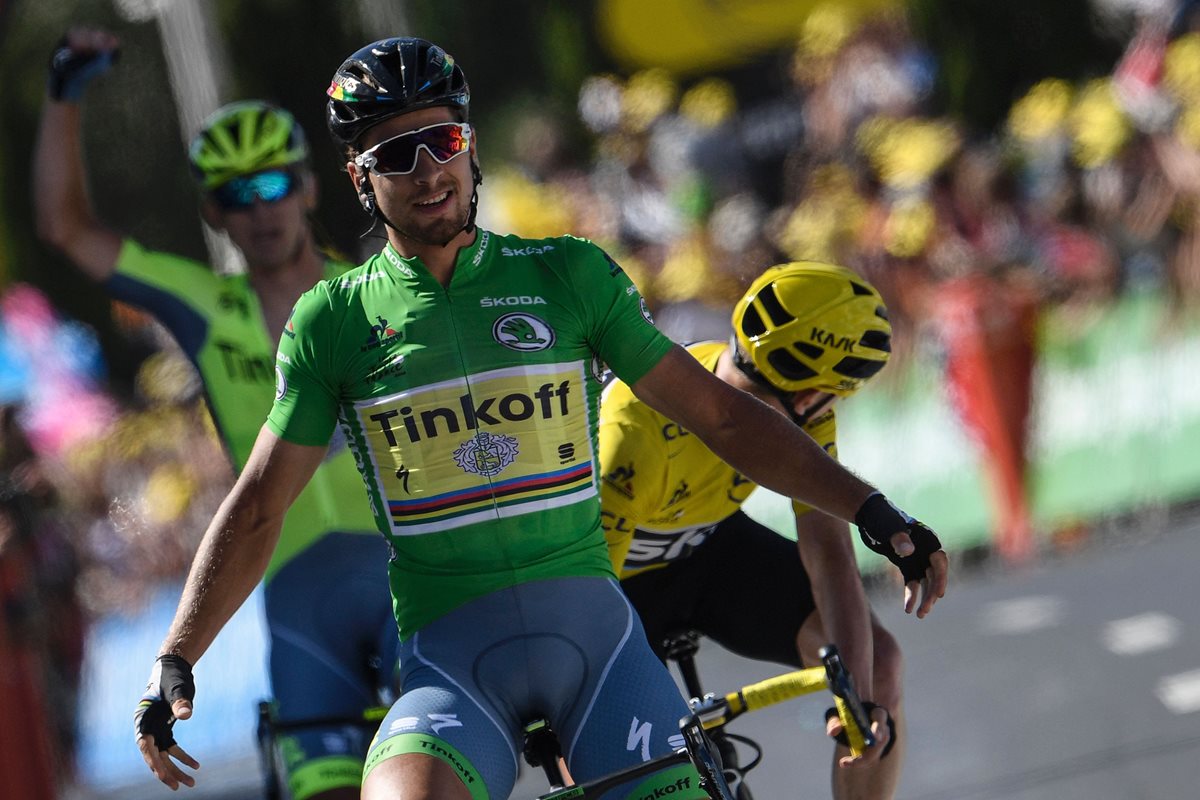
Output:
[493, 313, 555, 351]
[368, 381, 572, 445]
[453, 431, 520, 476]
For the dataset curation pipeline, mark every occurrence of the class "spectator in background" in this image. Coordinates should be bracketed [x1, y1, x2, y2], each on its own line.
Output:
[0, 403, 79, 798]
[33, 28, 397, 800]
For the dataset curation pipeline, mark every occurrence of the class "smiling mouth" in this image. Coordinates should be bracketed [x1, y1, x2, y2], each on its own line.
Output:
[415, 191, 451, 207]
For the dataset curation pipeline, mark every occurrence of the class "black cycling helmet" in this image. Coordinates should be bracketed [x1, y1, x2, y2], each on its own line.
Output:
[326, 37, 470, 150]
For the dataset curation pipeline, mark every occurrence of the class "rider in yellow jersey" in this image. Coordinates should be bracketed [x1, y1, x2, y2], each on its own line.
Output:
[601, 262, 932, 800]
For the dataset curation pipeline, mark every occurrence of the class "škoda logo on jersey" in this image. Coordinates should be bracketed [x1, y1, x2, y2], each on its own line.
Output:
[493, 313, 555, 351]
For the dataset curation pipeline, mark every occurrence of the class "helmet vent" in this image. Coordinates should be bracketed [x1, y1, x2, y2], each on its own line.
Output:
[833, 356, 886, 379]
[741, 306, 767, 337]
[768, 349, 819, 382]
[875, 305, 889, 321]
[859, 330, 891, 352]
[758, 286, 794, 327]
[796, 342, 824, 360]
[850, 282, 874, 296]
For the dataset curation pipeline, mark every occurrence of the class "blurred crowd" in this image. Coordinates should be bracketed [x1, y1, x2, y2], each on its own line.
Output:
[6, 0, 1200, 780]
[0, 284, 231, 777]
[484, 3, 1200, 364]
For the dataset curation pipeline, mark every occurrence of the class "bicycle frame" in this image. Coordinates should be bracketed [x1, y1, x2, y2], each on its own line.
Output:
[527, 643, 872, 800]
[533, 713, 729, 800]
[255, 701, 389, 800]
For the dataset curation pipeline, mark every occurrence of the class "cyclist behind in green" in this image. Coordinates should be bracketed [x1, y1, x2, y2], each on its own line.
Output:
[132, 37, 948, 800]
[35, 28, 398, 800]
[602, 263, 938, 799]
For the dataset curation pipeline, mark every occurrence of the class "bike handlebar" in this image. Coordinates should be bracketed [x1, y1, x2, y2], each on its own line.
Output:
[690, 644, 874, 756]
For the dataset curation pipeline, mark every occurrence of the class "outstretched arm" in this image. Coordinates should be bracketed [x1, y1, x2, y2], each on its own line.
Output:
[32, 28, 123, 279]
[632, 346, 875, 521]
[136, 425, 326, 789]
[632, 346, 947, 615]
[159, 426, 325, 664]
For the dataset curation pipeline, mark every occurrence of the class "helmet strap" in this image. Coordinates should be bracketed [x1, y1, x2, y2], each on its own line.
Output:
[355, 169, 478, 247]
[355, 174, 388, 240]
[460, 158, 483, 239]
[729, 335, 777, 392]
[728, 335, 817, 428]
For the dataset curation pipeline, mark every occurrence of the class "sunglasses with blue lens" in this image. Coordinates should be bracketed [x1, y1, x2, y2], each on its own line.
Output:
[210, 169, 298, 210]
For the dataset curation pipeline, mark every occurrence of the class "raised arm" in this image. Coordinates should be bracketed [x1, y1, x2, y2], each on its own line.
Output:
[32, 29, 124, 279]
[135, 425, 326, 789]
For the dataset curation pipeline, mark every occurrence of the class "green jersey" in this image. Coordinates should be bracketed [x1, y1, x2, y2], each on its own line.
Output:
[109, 239, 378, 579]
[267, 230, 674, 638]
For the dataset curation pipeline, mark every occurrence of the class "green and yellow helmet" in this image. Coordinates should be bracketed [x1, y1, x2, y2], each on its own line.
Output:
[187, 101, 308, 190]
[731, 262, 891, 397]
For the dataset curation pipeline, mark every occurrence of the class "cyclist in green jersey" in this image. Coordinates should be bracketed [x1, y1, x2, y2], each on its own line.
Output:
[132, 37, 948, 800]
[35, 28, 398, 800]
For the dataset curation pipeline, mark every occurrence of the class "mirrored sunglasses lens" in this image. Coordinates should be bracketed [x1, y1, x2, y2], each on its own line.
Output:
[369, 125, 469, 174]
[369, 138, 420, 175]
[213, 170, 294, 208]
[422, 125, 469, 161]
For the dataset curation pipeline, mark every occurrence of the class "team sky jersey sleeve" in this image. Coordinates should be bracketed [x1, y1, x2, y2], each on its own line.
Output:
[598, 341, 847, 578]
[598, 399, 671, 570]
[790, 408, 839, 518]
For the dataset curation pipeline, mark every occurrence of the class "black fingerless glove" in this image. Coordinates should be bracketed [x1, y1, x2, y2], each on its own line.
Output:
[854, 492, 943, 584]
[824, 702, 898, 758]
[133, 654, 195, 751]
[48, 36, 118, 102]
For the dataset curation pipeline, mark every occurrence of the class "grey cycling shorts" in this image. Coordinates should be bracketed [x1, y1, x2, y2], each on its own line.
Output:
[364, 575, 698, 799]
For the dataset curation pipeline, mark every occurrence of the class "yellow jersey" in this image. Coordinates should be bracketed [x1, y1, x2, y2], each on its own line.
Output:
[599, 341, 838, 578]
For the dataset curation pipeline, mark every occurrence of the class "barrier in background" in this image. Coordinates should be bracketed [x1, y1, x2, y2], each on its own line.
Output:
[744, 290, 1200, 559]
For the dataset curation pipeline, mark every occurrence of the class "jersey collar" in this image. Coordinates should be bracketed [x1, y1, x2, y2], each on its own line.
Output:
[380, 229, 492, 281]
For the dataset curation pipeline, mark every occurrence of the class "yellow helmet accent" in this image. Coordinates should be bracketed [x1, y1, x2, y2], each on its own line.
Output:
[731, 262, 891, 396]
[187, 101, 308, 190]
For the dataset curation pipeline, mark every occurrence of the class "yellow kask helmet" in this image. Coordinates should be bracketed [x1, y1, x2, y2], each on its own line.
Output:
[731, 262, 891, 396]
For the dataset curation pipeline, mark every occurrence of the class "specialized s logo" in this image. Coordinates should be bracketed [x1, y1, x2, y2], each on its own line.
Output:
[453, 431, 520, 477]
[628, 718, 652, 761]
[493, 313, 555, 351]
